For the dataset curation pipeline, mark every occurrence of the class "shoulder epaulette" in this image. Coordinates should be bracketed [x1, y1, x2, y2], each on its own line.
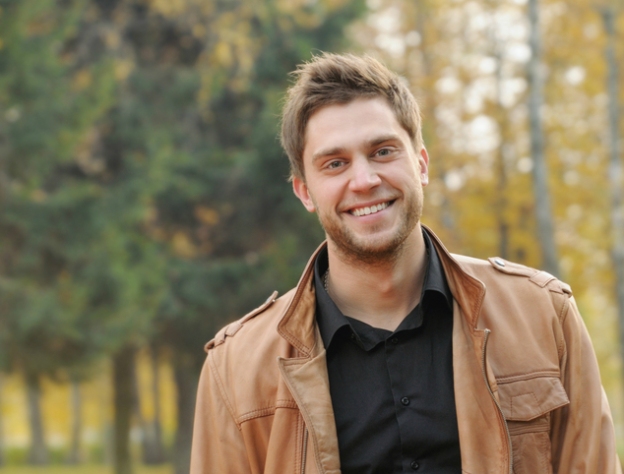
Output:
[488, 257, 572, 296]
[204, 290, 279, 352]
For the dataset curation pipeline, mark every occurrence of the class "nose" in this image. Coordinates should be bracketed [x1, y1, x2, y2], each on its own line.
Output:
[348, 156, 381, 192]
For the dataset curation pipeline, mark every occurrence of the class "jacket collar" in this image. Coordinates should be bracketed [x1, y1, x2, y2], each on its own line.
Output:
[277, 243, 324, 358]
[424, 225, 486, 329]
[277, 225, 487, 355]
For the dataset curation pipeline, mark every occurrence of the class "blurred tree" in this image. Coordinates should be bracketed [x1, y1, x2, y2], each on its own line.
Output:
[141, 345, 165, 465]
[116, 2, 366, 472]
[527, 0, 560, 277]
[0, 0, 118, 464]
[56, 1, 367, 473]
[0, 375, 4, 466]
[351, 0, 537, 261]
[485, 0, 511, 260]
[66, 379, 82, 464]
[352, 0, 622, 290]
[600, 4, 624, 411]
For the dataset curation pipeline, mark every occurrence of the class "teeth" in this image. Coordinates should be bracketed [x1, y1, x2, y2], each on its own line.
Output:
[351, 201, 390, 216]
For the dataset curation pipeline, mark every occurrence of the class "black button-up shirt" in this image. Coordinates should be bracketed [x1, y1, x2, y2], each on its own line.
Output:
[314, 231, 462, 474]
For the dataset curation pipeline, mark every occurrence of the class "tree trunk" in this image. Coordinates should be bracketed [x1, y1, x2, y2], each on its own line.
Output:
[66, 380, 82, 464]
[146, 345, 166, 464]
[527, 0, 560, 277]
[133, 347, 166, 465]
[0, 374, 5, 466]
[113, 346, 135, 474]
[25, 372, 48, 465]
[416, 2, 455, 233]
[101, 376, 113, 465]
[489, 0, 510, 260]
[601, 7, 624, 398]
[172, 353, 199, 474]
[132, 352, 150, 464]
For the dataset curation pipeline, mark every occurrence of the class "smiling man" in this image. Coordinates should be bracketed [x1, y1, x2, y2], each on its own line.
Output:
[190, 54, 620, 474]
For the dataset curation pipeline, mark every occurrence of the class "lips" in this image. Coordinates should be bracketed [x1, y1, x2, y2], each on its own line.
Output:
[348, 200, 394, 217]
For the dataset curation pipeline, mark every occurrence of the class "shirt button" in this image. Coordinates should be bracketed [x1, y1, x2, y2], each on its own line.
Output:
[410, 460, 420, 470]
[350, 333, 356, 340]
[391, 337, 399, 344]
[401, 397, 410, 406]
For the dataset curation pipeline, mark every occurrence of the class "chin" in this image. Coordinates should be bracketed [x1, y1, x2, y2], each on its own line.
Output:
[318, 199, 422, 265]
[329, 229, 412, 265]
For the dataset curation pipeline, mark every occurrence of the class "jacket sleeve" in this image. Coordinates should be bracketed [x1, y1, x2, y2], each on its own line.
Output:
[190, 351, 252, 474]
[550, 295, 622, 473]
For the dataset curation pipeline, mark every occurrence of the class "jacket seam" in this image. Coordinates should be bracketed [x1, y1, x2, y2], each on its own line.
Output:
[557, 296, 571, 362]
[496, 371, 560, 384]
[236, 400, 299, 424]
[295, 413, 303, 474]
[558, 294, 571, 325]
[208, 351, 241, 430]
[508, 418, 550, 436]
[481, 334, 509, 473]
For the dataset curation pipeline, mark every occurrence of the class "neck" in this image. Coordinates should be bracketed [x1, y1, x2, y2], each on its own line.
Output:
[325, 224, 427, 331]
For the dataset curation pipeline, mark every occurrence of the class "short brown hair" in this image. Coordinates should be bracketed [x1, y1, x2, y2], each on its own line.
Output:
[280, 52, 423, 181]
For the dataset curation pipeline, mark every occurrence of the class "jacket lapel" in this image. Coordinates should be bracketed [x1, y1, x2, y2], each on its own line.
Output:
[278, 347, 340, 474]
[452, 301, 508, 473]
[427, 226, 510, 473]
[277, 243, 340, 474]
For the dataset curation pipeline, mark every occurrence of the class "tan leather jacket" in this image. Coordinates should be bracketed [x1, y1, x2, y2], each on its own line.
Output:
[190, 228, 621, 474]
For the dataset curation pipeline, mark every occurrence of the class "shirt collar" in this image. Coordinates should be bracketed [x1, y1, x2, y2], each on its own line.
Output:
[314, 229, 453, 351]
[421, 229, 453, 310]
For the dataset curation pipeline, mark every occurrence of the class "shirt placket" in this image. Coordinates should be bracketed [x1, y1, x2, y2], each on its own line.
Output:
[385, 327, 430, 473]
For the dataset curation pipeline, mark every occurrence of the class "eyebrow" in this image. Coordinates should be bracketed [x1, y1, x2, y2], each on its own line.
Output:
[311, 134, 403, 164]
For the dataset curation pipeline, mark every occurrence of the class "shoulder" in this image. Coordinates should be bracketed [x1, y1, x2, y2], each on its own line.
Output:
[452, 254, 574, 321]
[205, 288, 297, 353]
[453, 253, 572, 295]
[197, 288, 299, 424]
[453, 256, 579, 370]
[204, 290, 278, 353]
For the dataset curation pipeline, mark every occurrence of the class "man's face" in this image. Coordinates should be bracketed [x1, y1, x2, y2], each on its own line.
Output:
[293, 97, 429, 264]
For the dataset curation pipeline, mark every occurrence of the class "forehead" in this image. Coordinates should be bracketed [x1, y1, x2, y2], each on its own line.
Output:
[303, 97, 408, 159]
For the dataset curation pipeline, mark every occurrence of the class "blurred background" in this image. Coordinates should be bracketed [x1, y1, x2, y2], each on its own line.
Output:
[0, 0, 623, 473]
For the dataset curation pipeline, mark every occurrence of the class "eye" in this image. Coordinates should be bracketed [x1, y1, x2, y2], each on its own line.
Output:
[376, 148, 393, 157]
[327, 160, 344, 169]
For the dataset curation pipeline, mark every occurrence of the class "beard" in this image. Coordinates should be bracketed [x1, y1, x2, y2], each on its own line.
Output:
[313, 185, 423, 266]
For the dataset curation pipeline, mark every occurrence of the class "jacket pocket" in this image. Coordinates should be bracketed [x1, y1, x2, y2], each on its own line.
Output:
[496, 375, 570, 474]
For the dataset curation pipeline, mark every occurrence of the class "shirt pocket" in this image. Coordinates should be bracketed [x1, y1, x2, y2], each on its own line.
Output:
[497, 375, 570, 474]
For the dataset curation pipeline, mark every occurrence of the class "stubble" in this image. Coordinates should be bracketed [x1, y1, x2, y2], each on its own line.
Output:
[312, 185, 423, 267]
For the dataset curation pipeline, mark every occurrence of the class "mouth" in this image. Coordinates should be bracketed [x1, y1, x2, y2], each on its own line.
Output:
[348, 200, 395, 217]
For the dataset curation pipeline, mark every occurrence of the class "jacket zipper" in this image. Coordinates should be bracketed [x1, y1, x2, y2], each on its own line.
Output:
[482, 329, 513, 474]
[301, 427, 308, 474]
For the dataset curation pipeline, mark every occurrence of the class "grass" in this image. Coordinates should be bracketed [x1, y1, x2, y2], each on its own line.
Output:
[0, 466, 173, 474]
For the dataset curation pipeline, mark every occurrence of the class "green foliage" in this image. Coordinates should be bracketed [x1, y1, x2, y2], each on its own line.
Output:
[114, 0, 366, 363]
[0, 0, 367, 383]
[0, 0, 120, 378]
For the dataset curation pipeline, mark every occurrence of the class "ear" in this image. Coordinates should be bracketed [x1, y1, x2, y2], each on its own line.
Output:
[419, 147, 429, 187]
[292, 177, 316, 213]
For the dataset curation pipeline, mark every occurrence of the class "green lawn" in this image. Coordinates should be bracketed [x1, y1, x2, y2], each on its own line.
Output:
[0, 466, 172, 474]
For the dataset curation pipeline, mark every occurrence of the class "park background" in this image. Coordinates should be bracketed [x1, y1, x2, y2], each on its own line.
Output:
[0, 0, 623, 472]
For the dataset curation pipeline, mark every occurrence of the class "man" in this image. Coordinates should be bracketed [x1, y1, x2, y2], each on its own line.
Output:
[190, 53, 620, 473]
